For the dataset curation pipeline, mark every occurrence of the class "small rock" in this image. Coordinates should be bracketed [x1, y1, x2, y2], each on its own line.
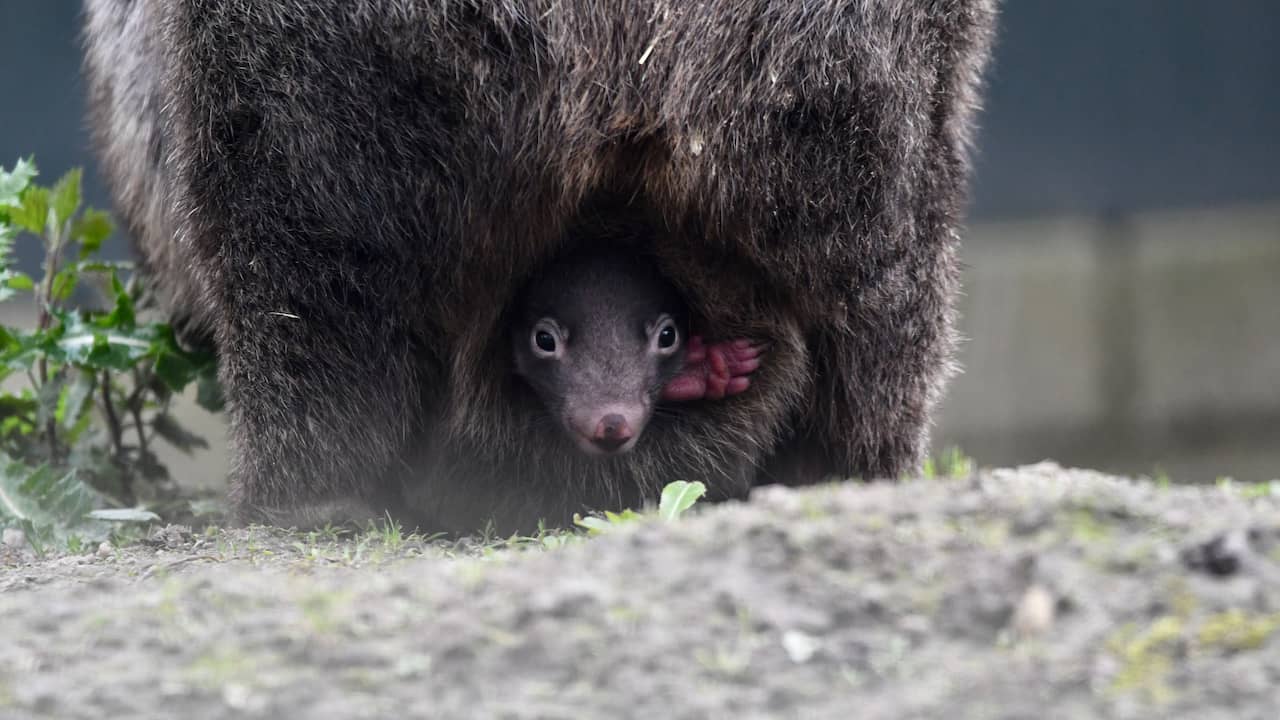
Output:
[145, 525, 194, 549]
[1012, 585, 1056, 637]
[394, 653, 433, 678]
[97, 542, 114, 558]
[1012, 509, 1052, 535]
[781, 630, 821, 664]
[898, 614, 933, 637]
[221, 683, 264, 712]
[3, 527, 26, 549]
[1183, 530, 1250, 577]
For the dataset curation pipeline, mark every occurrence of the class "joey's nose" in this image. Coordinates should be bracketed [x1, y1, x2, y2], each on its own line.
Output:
[591, 413, 633, 452]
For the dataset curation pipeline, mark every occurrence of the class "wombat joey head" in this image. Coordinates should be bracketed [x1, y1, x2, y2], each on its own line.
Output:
[512, 246, 689, 456]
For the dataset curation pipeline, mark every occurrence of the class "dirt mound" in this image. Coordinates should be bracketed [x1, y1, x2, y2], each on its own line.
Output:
[3, 463, 1279, 719]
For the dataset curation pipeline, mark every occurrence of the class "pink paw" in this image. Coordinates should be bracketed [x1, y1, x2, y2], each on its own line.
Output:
[662, 337, 765, 402]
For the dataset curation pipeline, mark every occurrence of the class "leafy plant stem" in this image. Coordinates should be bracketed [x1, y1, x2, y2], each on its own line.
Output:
[98, 370, 133, 504]
[36, 214, 70, 458]
[128, 369, 149, 457]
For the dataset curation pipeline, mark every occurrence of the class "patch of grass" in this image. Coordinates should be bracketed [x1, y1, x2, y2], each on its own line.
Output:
[1106, 616, 1183, 705]
[299, 590, 350, 634]
[305, 524, 349, 545]
[1107, 608, 1280, 705]
[369, 513, 404, 551]
[489, 521, 580, 552]
[1197, 610, 1280, 652]
[921, 446, 975, 481]
[185, 645, 267, 691]
[1065, 508, 1111, 543]
[694, 608, 759, 680]
[1216, 477, 1280, 499]
[955, 516, 1011, 548]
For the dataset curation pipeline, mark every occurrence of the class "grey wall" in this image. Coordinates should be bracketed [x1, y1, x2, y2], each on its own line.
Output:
[938, 206, 1280, 483]
[1, 3, 117, 266]
[973, 1, 1280, 217]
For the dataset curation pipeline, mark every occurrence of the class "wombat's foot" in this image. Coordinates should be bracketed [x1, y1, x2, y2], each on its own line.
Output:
[663, 337, 765, 402]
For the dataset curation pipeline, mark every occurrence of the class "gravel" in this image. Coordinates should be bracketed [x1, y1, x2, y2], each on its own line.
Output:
[3, 463, 1280, 719]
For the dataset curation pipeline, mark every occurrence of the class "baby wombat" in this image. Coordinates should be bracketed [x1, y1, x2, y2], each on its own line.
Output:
[512, 246, 763, 455]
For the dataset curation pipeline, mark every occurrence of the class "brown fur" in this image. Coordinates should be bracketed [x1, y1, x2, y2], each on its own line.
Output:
[83, 0, 998, 532]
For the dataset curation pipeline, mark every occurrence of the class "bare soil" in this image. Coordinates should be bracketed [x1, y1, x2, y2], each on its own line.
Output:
[3, 463, 1280, 719]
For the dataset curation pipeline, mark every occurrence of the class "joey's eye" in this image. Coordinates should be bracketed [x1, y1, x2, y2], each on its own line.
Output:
[658, 325, 677, 349]
[532, 322, 561, 357]
[534, 330, 557, 354]
[654, 317, 680, 353]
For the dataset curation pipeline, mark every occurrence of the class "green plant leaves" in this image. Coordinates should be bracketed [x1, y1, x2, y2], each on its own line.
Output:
[0, 158, 224, 543]
[71, 209, 113, 258]
[573, 508, 643, 535]
[88, 508, 161, 523]
[57, 370, 96, 432]
[0, 454, 161, 554]
[51, 168, 82, 230]
[0, 157, 37, 209]
[47, 310, 149, 371]
[150, 325, 217, 393]
[0, 270, 32, 303]
[572, 481, 707, 535]
[0, 167, 84, 238]
[659, 480, 706, 521]
[0, 455, 97, 552]
[4, 272, 32, 291]
[6, 185, 49, 235]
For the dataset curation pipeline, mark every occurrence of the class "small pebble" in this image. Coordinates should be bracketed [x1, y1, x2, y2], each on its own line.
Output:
[3, 527, 26, 549]
[781, 630, 822, 664]
[1012, 585, 1056, 637]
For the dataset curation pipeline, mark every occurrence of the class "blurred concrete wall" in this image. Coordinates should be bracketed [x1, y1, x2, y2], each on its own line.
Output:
[937, 205, 1280, 482]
